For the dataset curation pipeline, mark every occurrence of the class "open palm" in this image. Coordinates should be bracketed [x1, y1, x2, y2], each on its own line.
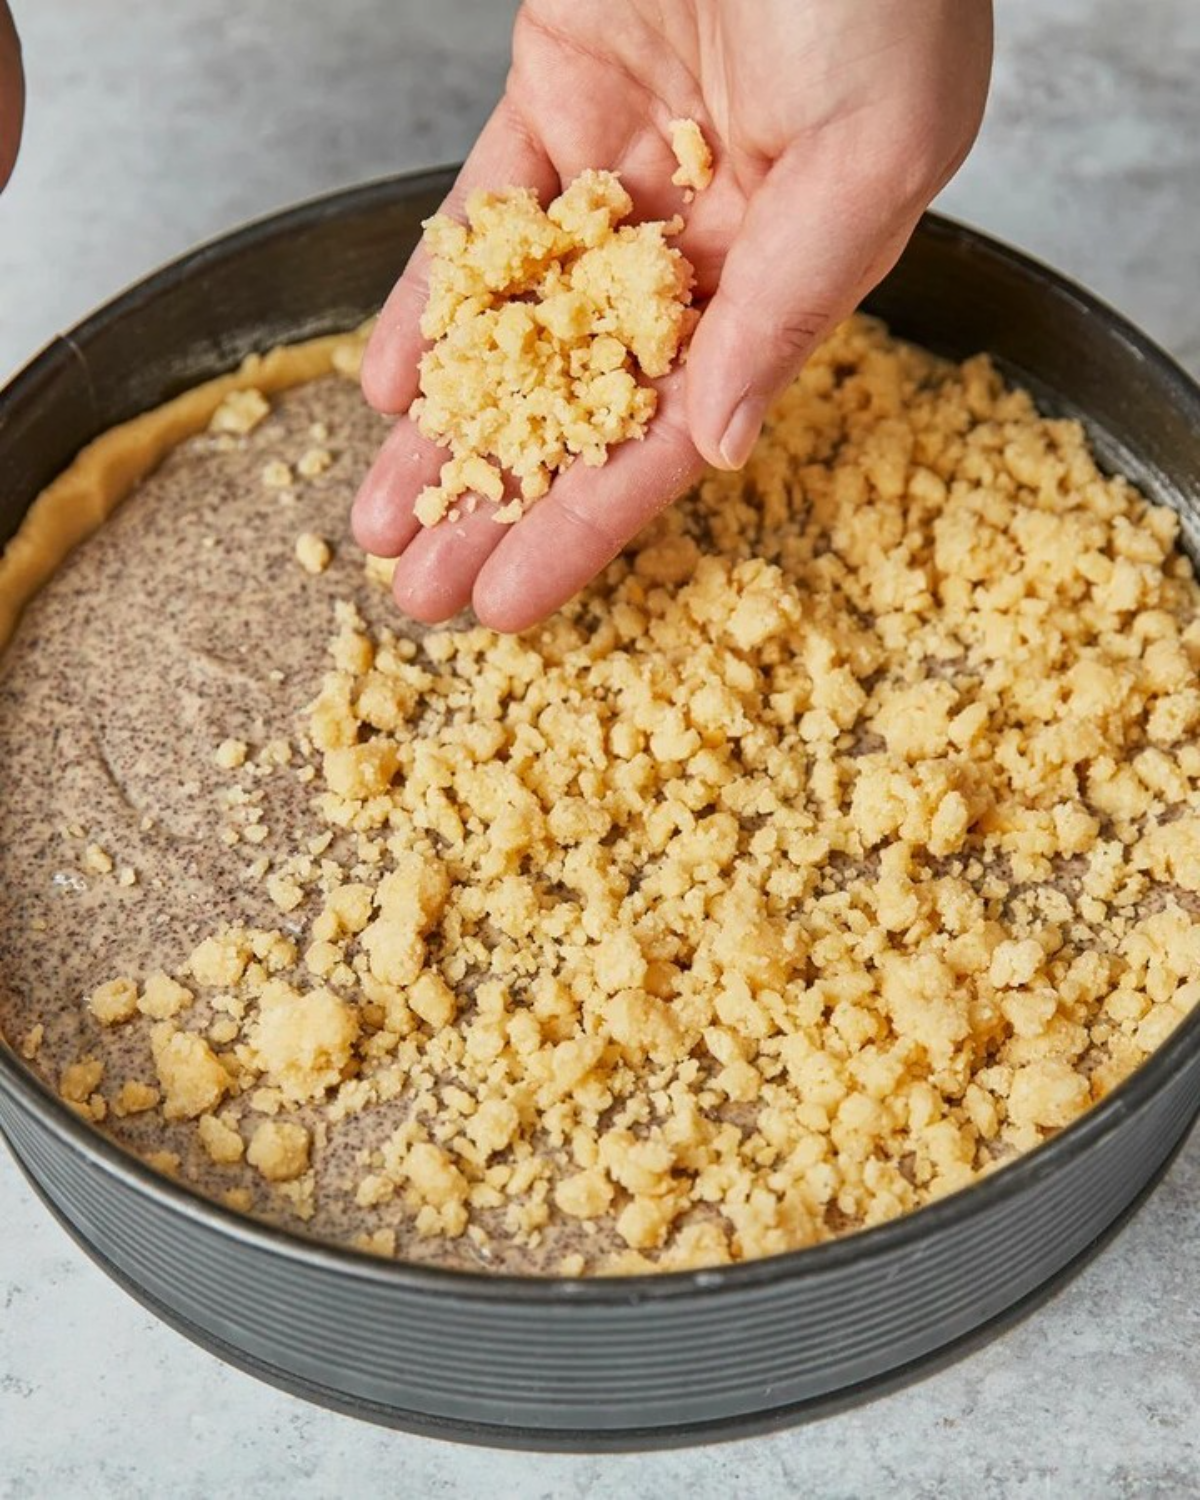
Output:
[354, 0, 992, 630]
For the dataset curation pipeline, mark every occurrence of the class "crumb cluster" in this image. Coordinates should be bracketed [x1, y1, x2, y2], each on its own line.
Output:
[61, 316, 1200, 1274]
[668, 118, 714, 197]
[411, 170, 695, 528]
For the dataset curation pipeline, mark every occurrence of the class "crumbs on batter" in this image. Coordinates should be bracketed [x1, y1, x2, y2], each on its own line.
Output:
[54, 313, 1200, 1275]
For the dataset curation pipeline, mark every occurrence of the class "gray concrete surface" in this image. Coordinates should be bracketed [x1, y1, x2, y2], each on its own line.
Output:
[1, 1, 1198, 1495]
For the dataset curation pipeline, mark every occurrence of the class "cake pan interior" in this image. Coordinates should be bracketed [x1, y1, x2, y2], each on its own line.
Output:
[1, 171, 1199, 1450]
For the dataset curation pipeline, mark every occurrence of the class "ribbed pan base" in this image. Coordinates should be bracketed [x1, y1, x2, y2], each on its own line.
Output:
[9, 1119, 1194, 1451]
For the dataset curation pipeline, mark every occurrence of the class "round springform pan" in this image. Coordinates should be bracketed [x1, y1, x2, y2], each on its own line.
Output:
[0, 169, 1198, 1449]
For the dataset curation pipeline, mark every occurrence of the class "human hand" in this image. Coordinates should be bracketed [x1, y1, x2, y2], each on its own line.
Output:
[0, 2, 23, 191]
[354, 0, 993, 631]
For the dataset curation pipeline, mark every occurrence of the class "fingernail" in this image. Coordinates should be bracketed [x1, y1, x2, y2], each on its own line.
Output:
[717, 396, 765, 470]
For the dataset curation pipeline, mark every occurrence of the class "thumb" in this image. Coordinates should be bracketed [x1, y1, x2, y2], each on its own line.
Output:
[685, 149, 919, 471]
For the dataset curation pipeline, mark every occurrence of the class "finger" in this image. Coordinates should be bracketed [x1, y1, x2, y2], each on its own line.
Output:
[389, 496, 507, 625]
[350, 416, 443, 558]
[471, 369, 703, 632]
[0, 2, 24, 192]
[357, 251, 431, 417]
[351, 413, 513, 623]
[360, 96, 560, 415]
[684, 143, 922, 472]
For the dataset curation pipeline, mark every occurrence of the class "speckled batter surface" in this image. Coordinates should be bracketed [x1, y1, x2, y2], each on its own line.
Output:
[0, 375, 506, 1264]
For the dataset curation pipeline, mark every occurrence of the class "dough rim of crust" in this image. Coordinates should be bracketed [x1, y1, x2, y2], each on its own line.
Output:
[0, 323, 372, 653]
